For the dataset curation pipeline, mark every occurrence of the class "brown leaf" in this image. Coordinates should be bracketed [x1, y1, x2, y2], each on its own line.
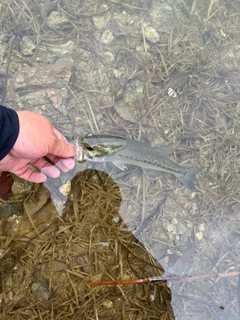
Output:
[0, 172, 13, 199]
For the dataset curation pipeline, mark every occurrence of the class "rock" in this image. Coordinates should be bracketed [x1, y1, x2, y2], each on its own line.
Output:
[11, 178, 34, 194]
[0, 203, 18, 218]
[20, 37, 36, 56]
[114, 89, 144, 122]
[92, 4, 110, 29]
[145, 26, 160, 43]
[46, 11, 69, 30]
[58, 181, 71, 196]
[93, 13, 111, 30]
[198, 223, 205, 232]
[45, 40, 75, 58]
[195, 231, 203, 241]
[0, 42, 7, 63]
[37, 41, 75, 64]
[100, 30, 114, 44]
[1, 214, 22, 236]
[114, 103, 138, 123]
[102, 51, 114, 64]
[13, 58, 73, 92]
[102, 299, 113, 309]
[47, 88, 68, 115]
[19, 201, 57, 237]
[31, 278, 50, 302]
[19, 90, 48, 109]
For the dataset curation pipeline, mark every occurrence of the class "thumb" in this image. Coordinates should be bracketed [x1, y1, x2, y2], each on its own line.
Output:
[50, 139, 76, 157]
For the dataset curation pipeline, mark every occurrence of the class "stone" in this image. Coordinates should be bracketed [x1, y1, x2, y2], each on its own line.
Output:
[20, 37, 36, 56]
[11, 178, 34, 194]
[31, 278, 50, 302]
[46, 11, 69, 30]
[13, 58, 73, 92]
[145, 26, 160, 43]
[100, 30, 114, 44]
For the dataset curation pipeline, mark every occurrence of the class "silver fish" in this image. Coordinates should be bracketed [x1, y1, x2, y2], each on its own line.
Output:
[73, 134, 203, 190]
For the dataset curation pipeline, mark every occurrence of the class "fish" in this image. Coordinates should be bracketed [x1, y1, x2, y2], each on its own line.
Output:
[73, 134, 203, 190]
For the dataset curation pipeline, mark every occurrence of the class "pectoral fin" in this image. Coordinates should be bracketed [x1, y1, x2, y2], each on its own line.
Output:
[113, 162, 128, 171]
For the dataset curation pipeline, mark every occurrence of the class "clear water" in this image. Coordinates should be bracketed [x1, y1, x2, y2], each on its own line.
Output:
[2, 0, 240, 319]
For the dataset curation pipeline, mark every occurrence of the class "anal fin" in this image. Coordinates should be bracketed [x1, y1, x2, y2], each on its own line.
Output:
[142, 168, 163, 179]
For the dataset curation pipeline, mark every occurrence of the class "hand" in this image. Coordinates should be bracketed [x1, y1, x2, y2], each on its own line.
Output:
[0, 111, 76, 183]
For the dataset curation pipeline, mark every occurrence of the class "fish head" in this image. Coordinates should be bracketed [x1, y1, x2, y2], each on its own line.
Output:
[73, 134, 127, 162]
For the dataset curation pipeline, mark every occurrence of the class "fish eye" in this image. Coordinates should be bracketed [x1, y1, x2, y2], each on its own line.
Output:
[87, 146, 94, 151]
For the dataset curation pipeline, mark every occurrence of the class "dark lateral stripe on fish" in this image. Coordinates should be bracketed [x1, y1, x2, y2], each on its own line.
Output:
[116, 153, 188, 175]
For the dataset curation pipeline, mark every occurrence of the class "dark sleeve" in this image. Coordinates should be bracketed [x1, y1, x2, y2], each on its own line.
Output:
[0, 105, 19, 160]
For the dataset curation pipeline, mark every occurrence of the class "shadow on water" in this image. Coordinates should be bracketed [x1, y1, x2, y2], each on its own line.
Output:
[1, 166, 174, 319]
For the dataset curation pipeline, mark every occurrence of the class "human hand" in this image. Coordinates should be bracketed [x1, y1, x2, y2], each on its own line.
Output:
[0, 111, 76, 183]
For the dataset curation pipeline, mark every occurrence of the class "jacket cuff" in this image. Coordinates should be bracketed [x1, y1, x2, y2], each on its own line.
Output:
[0, 105, 19, 160]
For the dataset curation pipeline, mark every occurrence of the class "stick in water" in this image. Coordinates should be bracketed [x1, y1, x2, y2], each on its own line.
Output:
[90, 271, 239, 286]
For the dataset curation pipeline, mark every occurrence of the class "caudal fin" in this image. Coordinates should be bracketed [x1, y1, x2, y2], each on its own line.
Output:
[177, 167, 204, 190]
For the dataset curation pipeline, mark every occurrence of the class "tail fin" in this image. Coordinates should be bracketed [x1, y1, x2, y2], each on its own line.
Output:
[177, 167, 204, 190]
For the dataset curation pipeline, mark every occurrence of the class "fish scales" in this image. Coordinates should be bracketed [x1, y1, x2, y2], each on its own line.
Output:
[73, 134, 203, 190]
[109, 149, 187, 174]
[105, 138, 189, 176]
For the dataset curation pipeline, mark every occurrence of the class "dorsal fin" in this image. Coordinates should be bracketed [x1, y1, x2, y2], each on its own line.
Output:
[154, 143, 173, 155]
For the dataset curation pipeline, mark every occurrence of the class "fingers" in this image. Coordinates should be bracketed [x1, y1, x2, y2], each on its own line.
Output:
[50, 128, 76, 158]
[29, 158, 60, 178]
[46, 155, 75, 172]
[40, 165, 60, 178]
[57, 158, 75, 171]
[12, 166, 48, 183]
[17, 156, 75, 183]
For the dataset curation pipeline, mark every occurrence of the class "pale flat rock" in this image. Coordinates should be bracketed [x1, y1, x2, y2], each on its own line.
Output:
[13, 58, 73, 92]
[20, 37, 36, 56]
[46, 11, 69, 30]
[144, 26, 160, 43]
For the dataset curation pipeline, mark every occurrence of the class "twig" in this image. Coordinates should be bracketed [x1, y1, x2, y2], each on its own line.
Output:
[90, 271, 239, 286]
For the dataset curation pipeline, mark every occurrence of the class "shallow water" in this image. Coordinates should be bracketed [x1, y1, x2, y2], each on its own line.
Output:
[1, 0, 240, 319]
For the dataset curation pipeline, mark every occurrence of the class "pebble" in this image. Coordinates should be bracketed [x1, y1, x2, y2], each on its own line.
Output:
[198, 223, 205, 232]
[102, 51, 114, 63]
[45, 40, 75, 59]
[102, 299, 113, 309]
[167, 224, 176, 234]
[46, 11, 69, 30]
[20, 37, 36, 56]
[100, 30, 114, 44]
[31, 278, 50, 302]
[195, 231, 203, 241]
[149, 294, 155, 301]
[58, 181, 71, 196]
[93, 10, 110, 30]
[0, 203, 18, 218]
[11, 178, 34, 194]
[144, 26, 160, 43]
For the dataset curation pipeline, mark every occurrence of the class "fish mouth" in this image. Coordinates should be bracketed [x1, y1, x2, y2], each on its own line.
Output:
[73, 134, 128, 161]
